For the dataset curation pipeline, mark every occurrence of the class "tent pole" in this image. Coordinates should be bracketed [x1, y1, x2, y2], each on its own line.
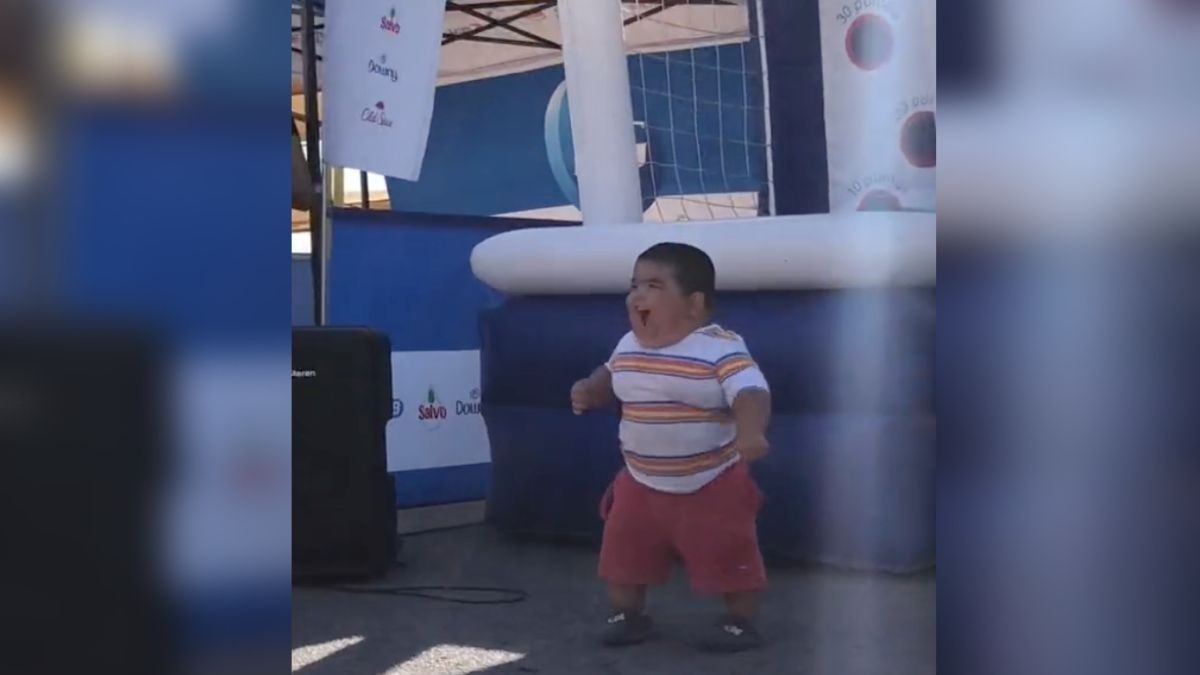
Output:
[300, 0, 326, 325]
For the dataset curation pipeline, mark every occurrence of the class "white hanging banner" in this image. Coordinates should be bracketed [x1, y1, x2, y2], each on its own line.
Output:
[819, 0, 936, 213]
[323, 0, 446, 181]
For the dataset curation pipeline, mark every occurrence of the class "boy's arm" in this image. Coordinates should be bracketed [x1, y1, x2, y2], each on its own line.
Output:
[716, 338, 771, 461]
[731, 388, 772, 462]
[587, 364, 616, 406]
[572, 363, 616, 414]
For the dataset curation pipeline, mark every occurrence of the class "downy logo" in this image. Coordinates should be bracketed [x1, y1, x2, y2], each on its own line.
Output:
[417, 387, 448, 429]
[380, 6, 401, 35]
[368, 53, 399, 83]
[456, 387, 482, 416]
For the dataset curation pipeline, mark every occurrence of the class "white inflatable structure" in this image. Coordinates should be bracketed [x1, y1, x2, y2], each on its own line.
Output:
[472, 211, 936, 294]
[471, 0, 935, 295]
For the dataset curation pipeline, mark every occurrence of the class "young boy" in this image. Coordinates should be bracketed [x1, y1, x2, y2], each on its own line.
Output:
[571, 242, 772, 652]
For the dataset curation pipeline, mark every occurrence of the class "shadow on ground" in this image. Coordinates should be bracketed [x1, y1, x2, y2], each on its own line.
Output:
[292, 526, 934, 675]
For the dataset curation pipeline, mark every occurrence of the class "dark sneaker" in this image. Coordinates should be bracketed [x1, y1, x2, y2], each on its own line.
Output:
[696, 615, 764, 653]
[600, 611, 654, 647]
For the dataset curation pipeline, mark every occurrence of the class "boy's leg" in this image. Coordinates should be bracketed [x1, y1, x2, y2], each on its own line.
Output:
[596, 471, 672, 646]
[598, 472, 674, 593]
[724, 590, 760, 620]
[608, 583, 648, 614]
[675, 463, 767, 599]
[671, 463, 767, 651]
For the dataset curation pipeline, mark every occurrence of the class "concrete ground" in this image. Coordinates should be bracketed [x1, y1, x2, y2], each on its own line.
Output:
[292, 511, 935, 675]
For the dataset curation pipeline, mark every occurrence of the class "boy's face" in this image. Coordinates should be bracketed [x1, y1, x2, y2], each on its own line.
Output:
[627, 258, 707, 347]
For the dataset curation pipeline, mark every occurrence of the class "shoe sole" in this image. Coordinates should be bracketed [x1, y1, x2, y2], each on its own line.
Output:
[600, 627, 656, 647]
[696, 641, 761, 653]
[695, 634, 763, 653]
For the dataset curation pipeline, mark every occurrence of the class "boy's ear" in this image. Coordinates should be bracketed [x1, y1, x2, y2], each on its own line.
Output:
[687, 291, 707, 317]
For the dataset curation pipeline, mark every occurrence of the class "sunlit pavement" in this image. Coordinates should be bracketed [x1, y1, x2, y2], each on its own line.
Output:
[292, 525, 934, 675]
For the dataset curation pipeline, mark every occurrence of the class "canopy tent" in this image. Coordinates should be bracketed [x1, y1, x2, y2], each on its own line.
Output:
[291, 0, 752, 92]
[291, 0, 768, 322]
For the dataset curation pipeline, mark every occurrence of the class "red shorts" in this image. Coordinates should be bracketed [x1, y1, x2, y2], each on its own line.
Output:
[598, 461, 766, 595]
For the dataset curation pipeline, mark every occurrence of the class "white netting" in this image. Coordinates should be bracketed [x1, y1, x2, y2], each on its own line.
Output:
[622, 0, 773, 222]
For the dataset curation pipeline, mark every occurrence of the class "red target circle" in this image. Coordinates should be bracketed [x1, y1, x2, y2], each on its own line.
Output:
[900, 110, 936, 168]
[845, 13, 894, 71]
[857, 190, 903, 211]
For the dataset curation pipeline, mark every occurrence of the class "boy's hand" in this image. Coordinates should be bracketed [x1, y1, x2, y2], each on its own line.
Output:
[571, 379, 597, 415]
[734, 432, 770, 462]
[731, 388, 771, 461]
[572, 365, 615, 415]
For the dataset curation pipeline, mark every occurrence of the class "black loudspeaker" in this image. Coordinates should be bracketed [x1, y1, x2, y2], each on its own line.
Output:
[1, 325, 168, 674]
[292, 326, 396, 581]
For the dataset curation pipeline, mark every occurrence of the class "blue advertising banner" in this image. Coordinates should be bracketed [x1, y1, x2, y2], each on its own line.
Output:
[326, 208, 568, 506]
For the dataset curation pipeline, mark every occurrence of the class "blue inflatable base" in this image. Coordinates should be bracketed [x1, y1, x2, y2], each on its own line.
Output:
[481, 291, 935, 573]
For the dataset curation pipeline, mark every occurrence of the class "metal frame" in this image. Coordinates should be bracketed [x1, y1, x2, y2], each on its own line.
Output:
[299, 0, 326, 325]
[444, 1, 560, 49]
[753, 0, 776, 216]
[292, 1, 742, 51]
[442, 0, 739, 45]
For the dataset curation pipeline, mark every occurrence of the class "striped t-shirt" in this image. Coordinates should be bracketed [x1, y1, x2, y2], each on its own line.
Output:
[606, 324, 770, 494]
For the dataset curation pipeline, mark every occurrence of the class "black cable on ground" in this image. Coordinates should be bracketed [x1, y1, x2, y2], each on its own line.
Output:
[395, 521, 485, 538]
[302, 526, 530, 605]
[324, 584, 529, 605]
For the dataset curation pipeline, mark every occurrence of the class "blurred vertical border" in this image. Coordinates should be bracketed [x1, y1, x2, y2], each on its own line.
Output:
[1, 1, 292, 673]
[937, 1, 1200, 675]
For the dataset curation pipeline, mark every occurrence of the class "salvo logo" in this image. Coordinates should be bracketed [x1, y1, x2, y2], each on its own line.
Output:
[361, 100, 394, 128]
[456, 387, 482, 416]
[835, 1, 901, 71]
[380, 6, 401, 35]
[417, 387, 448, 429]
[368, 53, 399, 83]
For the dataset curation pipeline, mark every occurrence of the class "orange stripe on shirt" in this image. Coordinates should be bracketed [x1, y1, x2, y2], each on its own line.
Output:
[610, 354, 716, 380]
[622, 402, 730, 424]
[715, 354, 756, 382]
[622, 443, 739, 477]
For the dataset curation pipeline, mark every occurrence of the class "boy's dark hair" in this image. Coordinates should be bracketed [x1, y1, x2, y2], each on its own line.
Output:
[637, 242, 716, 309]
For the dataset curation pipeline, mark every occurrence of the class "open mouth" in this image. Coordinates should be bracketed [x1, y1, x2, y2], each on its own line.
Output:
[636, 309, 651, 327]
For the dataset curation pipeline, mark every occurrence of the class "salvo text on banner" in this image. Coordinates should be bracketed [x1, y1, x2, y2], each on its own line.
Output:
[322, 0, 446, 181]
[386, 350, 490, 473]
